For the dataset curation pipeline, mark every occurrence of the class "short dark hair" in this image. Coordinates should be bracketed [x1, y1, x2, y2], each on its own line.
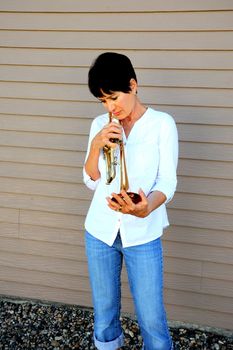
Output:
[88, 52, 137, 98]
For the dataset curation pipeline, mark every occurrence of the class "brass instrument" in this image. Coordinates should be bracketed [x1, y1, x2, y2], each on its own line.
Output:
[103, 112, 141, 204]
[103, 112, 120, 184]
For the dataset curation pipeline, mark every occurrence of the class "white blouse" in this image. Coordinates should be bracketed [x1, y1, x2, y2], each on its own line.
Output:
[83, 107, 178, 248]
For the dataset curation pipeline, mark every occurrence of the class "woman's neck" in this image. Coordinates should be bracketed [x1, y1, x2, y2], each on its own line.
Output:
[121, 103, 147, 137]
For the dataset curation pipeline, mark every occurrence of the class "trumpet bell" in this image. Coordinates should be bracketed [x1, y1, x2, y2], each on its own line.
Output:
[111, 192, 142, 204]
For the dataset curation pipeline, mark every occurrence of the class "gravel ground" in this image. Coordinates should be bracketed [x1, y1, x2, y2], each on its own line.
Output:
[0, 299, 232, 350]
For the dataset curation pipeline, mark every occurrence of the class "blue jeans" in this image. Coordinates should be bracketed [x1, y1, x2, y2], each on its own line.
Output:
[85, 231, 173, 350]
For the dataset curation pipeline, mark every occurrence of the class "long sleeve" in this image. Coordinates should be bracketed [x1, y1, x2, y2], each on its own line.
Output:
[83, 119, 101, 191]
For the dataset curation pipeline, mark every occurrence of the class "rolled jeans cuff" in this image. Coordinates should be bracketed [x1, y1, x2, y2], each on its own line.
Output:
[94, 332, 124, 350]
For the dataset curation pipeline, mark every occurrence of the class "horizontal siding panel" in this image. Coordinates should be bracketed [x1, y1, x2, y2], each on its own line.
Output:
[138, 69, 233, 89]
[0, 162, 82, 183]
[166, 256, 233, 282]
[141, 87, 233, 108]
[0, 237, 86, 260]
[165, 289, 233, 315]
[19, 224, 84, 245]
[0, 130, 87, 151]
[178, 124, 233, 144]
[164, 241, 233, 265]
[169, 106, 233, 126]
[0, 115, 91, 134]
[0, 266, 93, 294]
[178, 176, 233, 197]
[0, 98, 99, 118]
[166, 273, 233, 298]
[20, 210, 84, 231]
[0, 193, 89, 215]
[202, 278, 233, 298]
[1, 48, 233, 70]
[165, 226, 233, 249]
[165, 256, 202, 277]
[1, 31, 232, 50]
[0, 147, 85, 167]
[167, 304, 233, 330]
[0, 82, 91, 102]
[1, 83, 233, 108]
[165, 273, 201, 293]
[0, 280, 93, 310]
[0, 251, 88, 277]
[0, 12, 233, 31]
[0, 0, 232, 12]
[152, 106, 233, 126]
[2, 66, 233, 89]
[178, 159, 233, 179]
[169, 208, 233, 232]
[0, 65, 88, 85]
[0, 178, 90, 199]
[179, 142, 233, 162]
[0, 223, 18, 238]
[0, 207, 19, 223]
[172, 193, 233, 215]
[203, 262, 233, 282]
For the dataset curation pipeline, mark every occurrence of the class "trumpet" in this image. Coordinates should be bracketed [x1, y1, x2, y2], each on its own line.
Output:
[103, 112, 121, 185]
[103, 112, 141, 204]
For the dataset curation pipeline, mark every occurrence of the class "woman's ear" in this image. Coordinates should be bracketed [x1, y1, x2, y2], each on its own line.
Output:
[130, 78, 138, 94]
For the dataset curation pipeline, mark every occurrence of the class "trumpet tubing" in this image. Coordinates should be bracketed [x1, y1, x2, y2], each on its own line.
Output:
[103, 112, 119, 184]
[103, 112, 129, 190]
[103, 144, 117, 184]
[103, 112, 141, 204]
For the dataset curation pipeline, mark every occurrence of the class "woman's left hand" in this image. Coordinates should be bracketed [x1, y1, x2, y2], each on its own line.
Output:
[106, 189, 150, 218]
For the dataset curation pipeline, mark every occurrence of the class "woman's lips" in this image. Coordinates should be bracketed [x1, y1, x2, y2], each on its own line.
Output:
[113, 111, 121, 117]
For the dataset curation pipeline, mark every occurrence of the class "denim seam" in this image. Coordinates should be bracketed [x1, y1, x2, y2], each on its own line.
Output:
[160, 243, 173, 348]
[114, 252, 122, 335]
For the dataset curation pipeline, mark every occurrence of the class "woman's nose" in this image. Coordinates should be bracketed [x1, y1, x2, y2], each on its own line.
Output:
[105, 100, 115, 112]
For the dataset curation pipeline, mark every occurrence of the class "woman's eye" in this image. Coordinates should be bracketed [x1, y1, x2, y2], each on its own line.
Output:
[98, 96, 118, 103]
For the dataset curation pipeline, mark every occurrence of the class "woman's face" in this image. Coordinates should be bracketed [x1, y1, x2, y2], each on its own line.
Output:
[98, 79, 138, 120]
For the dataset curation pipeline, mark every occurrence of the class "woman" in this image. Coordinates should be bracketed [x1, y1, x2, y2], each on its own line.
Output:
[83, 52, 178, 350]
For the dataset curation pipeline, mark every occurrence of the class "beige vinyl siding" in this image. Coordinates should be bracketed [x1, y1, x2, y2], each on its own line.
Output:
[0, 1, 233, 331]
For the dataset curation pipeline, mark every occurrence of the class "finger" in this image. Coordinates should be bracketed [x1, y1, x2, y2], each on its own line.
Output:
[108, 132, 122, 140]
[109, 121, 122, 128]
[119, 190, 135, 209]
[106, 197, 124, 213]
[111, 193, 126, 207]
[108, 123, 121, 129]
[106, 196, 119, 210]
[105, 141, 118, 149]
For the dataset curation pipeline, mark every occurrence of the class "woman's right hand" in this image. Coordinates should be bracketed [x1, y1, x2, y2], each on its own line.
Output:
[92, 121, 122, 150]
[84, 121, 122, 182]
